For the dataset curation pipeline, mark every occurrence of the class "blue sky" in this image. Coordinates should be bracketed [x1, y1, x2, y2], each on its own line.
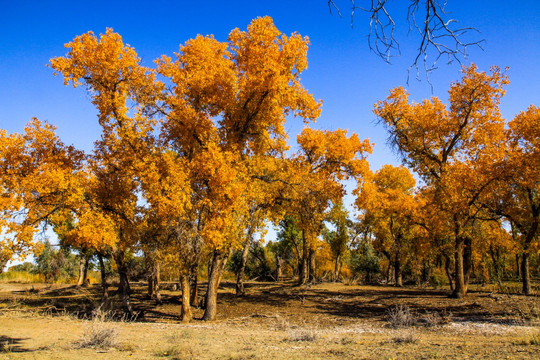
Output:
[1, 1, 539, 167]
[1, 1, 539, 254]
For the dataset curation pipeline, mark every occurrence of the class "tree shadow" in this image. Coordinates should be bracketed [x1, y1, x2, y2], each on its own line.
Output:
[0, 335, 32, 353]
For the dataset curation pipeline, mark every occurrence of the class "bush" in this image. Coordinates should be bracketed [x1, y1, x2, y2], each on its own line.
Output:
[430, 268, 447, 289]
[387, 305, 414, 328]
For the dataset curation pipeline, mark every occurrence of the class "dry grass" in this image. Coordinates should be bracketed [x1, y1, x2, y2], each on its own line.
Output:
[391, 330, 419, 344]
[1, 281, 539, 359]
[285, 327, 319, 342]
[387, 304, 415, 328]
[74, 309, 118, 349]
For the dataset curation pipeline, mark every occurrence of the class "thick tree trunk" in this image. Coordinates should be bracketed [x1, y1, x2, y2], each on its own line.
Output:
[452, 237, 467, 298]
[153, 262, 162, 304]
[236, 237, 252, 296]
[521, 252, 531, 295]
[82, 256, 89, 287]
[76, 256, 85, 287]
[147, 272, 154, 298]
[516, 254, 521, 280]
[463, 237, 472, 287]
[444, 254, 454, 292]
[115, 252, 133, 317]
[394, 258, 403, 287]
[98, 253, 109, 303]
[189, 262, 199, 307]
[202, 250, 228, 321]
[334, 255, 341, 282]
[520, 220, 538, 295]
[180, 274, 192, 322]
[299, 232, 308, 285]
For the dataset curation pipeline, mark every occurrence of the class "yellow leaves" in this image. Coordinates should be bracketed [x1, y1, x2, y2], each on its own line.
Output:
[65, 210, 118, 250]
[297, 127, 372, 180]
[375, 65, 508, 181]
[0, 119, 86, 260]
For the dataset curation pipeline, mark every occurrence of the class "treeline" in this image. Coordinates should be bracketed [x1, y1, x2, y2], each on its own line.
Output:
[0, 17, 538, 322]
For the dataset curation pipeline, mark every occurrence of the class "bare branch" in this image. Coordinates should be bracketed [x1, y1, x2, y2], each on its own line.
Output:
[328, 0, 485, 83]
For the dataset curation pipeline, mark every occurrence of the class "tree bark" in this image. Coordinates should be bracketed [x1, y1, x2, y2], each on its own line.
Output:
[153, 261, 162, 304]
[299, 231, 308, 285]
[115, 251, 133, 317]
[463, 236, 472, 287]
[202, 250, 228, 321]
[82, 256, 89, 287]
[521, 252, 531, 295]
[180, 274, 192, 322]
[333, 255, 341, 282]
[452, 237, 467, 298]
[394, 257, 403, 287]
[98, 252, 109, 303]
[235, 237, 252, 296]
[444, 254, 454, 292]
[76, 256, 85, 287]
[189, 261, 199, 307]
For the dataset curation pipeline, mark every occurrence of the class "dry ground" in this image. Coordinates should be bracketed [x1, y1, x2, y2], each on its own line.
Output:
[0, 280, 539, 359]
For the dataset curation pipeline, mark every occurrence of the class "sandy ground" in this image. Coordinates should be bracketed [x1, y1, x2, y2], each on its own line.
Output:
[1, 281, 539, 359]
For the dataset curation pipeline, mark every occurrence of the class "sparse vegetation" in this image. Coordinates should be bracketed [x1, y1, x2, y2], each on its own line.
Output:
[75, 309, 118, 349]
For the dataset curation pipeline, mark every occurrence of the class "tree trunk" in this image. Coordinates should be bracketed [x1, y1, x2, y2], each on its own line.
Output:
[98, 252, 109, 303]
[147, 271, 154, 298]
[516, 254, 521, 280]
[236, 237, 252, 296]
[115, 251, 133, 317]
[189, 261, 199, 307]
[333, 255, 341, 282]
[180, 274, 192, 322]
[394, 258, 403, 287]
[521, 252, 531, 295]
[275, 253, 282, 280]
[444, 254, 454, 292]
[76, 256, 85, 287]
[202, 250, 228, 321]
[82, 256, 89, 287]
[463, 237, 472, 287]
[299, 232, 308, 285]
[153, 261, 162, 304]
[452, 237, 467, 298]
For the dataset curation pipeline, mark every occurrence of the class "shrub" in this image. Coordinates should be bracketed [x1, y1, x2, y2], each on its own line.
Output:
[387, 304, 414, 328]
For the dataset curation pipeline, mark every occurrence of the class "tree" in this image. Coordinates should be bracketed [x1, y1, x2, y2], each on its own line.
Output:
[355, 165, 418, 286]
[486, 105, 540, 294]
[0, 119, 84, 269]
[50, 28, 159, 315]
[375, 64, 508, 297]
[289, 127, 372, 284]
[325, 202, 351, 281]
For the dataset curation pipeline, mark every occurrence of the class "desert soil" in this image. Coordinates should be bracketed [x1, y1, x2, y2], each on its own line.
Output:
[0, 281, 539, 359]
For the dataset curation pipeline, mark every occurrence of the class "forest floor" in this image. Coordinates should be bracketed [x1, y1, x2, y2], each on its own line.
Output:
[0, 280, 539, 359]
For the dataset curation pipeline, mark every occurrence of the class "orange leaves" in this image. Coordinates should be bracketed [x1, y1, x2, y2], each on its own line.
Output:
[50, 28, 156, 127]
[0, 119, 85, 260]
[297, 127, 372, 181]
[375, 65, 508, 181]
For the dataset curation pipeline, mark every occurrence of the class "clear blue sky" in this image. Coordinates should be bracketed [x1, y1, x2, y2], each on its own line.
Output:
[1, 1, 539, 255]
[1, 0, 539, 167]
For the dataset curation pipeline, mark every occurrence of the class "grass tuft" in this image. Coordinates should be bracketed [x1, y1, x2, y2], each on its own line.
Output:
[75, 308, 118, 349]
[286, 328, 319, 342]
[387, 304, 415, 328]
